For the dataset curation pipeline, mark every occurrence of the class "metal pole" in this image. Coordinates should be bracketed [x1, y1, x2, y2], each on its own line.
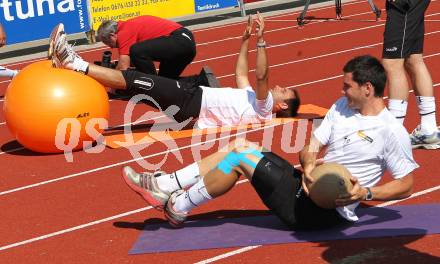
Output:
[86, 0, 96, 43]
[297, 0, 312, 26]
[367, 0, 382, 20]
[238, 0, 246, 17]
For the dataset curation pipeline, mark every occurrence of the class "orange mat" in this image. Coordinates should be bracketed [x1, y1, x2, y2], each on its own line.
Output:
[104, 104, 328, 149]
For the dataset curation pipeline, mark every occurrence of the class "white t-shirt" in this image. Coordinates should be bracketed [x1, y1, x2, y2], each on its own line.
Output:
[196, 86, 273, 128]
[313, 97, 418, 221]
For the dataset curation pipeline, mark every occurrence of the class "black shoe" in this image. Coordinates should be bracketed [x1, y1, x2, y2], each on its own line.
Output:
[198, 66, 220, 88]
[178, 74, 199, 86]
[374, 9, 381, 21]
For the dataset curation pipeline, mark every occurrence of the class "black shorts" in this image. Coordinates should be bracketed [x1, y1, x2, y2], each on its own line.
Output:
[122, 70, 202, 123]
[251, 152, 348, 230]
[383, 0, 430, 59]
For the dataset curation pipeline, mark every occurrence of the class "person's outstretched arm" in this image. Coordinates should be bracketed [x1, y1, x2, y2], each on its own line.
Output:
[235, 16, 253, 89]
[254, 12, 269, 100]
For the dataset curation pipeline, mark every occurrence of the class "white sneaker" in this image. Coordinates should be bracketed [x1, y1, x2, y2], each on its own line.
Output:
[49, 24, 87, 73]
[48, 23, 64, 60]
[410, 125, 440, 149]
[165, 190, 188, 228]
[121, 166, 171, 210]
[52, 34, 76, 69]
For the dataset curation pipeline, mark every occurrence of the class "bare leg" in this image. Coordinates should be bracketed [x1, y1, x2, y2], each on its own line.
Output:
[165, 139, 265, 226]
[50, 27, 129, 91]
[197, 139, 261, 177]
[200, 141, 263, 198]
[382, 58, 410, 100]
[404, 54, 434, 97]
[405, 53, 438, 137]
[87, 64, 127, 90]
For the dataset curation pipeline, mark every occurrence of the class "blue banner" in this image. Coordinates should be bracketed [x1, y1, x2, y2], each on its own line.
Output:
[194, 0, 238, 13]
[0, 0, 90, 45]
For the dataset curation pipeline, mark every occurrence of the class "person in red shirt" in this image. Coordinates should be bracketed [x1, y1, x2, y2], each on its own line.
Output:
[97, 15, 196, 79]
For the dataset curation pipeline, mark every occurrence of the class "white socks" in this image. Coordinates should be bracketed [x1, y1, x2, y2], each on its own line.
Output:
[388, 99, 408, 124]
[172, 178, 213, 213]
[0, 66, 18, 78]
[71, 57, 89, 74]
[156, 162, 201, 193]
[156, 162, 211, 214]
[389, 97, 438, 134]
[416, 96, 438, 134]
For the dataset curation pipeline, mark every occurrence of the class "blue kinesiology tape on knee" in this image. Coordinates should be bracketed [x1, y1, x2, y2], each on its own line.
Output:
[217, 152, 240, 174]
[217, 148, 263, 174]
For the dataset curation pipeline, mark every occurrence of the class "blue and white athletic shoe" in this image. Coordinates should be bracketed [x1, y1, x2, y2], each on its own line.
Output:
[410, 125, 440, 150]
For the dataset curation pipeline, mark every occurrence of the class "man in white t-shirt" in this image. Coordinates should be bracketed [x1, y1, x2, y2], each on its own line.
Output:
[120, 55, 418, 229]
[49, 14, 300, 128]
[299, 55, 418, 225]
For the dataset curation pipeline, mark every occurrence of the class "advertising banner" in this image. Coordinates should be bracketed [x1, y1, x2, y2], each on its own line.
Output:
[0, 0, 90, 44]
[90, 0, 195, 30]
[194, 0, 238, 13]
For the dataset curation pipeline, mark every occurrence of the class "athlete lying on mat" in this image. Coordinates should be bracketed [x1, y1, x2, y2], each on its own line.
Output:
[122, 55, 418, 229]
[48, 13, 300, 128]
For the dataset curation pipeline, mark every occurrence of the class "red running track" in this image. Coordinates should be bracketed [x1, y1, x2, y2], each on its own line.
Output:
[0, 1, 440, 263]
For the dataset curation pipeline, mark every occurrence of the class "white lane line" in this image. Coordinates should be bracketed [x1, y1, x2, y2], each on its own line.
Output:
[1, 165, 439, 253]
[287, 74, 343, 88]
[194, 246, 261, 264]
[0, 147, 25, 155]
[194, 185, 440, 263]
[0, 206, 152, 251]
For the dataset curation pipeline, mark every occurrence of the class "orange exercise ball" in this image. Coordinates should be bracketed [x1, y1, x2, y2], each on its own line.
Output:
[3, 60, 109, 153]
[308, 162, 353, 209]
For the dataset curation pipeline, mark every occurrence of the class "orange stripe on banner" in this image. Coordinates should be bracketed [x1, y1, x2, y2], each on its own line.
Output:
[104, 104, 328, 149]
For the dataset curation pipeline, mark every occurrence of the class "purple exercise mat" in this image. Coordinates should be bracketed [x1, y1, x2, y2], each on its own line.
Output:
[129, 203, 440, 254]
